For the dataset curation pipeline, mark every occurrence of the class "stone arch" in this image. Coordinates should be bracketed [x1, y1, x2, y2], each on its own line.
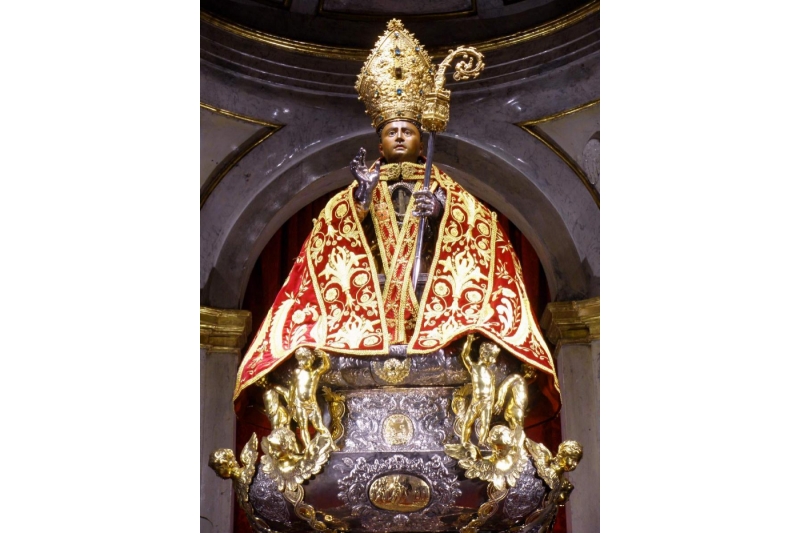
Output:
[201, 132, 589, 309]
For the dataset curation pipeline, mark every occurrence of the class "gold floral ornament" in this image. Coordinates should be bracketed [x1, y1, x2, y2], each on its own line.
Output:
[322, 386, 346, 443]
[355, 19, 484, 133]
[370, 357, 411, 384]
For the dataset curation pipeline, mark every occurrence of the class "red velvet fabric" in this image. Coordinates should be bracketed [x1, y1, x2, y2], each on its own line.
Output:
[234, 191, 565, 533]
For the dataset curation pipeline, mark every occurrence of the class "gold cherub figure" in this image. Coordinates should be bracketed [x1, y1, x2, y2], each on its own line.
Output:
[459, 334, 501, 448]
[259, 377, 291, 430]
[259, 347, 336, 493]
[446, 334, 532, 490]
[289, 347, 331, 450]
[526, 439, 583, 490]
[493, 372, 529, 430]
[209, 434, 263, 527]
[208, 447, 243, 480]
[520, 440, 583, 533]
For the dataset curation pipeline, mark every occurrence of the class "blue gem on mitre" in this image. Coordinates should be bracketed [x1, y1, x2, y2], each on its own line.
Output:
[396, 88, 403, 95]
[395, 48, 401, 56]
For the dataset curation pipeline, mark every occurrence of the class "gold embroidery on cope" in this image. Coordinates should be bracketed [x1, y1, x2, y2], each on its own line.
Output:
[308, 190, 385, 351]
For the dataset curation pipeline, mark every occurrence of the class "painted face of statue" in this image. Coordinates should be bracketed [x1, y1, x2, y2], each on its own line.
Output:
[379, 120, 423, 164]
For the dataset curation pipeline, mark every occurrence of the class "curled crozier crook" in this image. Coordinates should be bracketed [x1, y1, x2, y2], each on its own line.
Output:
[423, 47, 485, 133]
[434, 47, 485, 90]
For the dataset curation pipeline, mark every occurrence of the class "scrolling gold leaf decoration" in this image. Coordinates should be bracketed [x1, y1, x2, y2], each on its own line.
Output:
[322, 386, 347, 442]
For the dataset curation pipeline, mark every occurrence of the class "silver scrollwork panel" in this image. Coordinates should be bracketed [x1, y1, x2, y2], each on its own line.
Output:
[341, 388, 455, 452]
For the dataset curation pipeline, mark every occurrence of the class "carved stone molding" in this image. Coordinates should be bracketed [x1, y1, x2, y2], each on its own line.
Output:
[200, 306, 252, 353]
[540, 297, 599, 346]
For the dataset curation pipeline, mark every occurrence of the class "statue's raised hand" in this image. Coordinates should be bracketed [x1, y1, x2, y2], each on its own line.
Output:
[351, 147, 380, 211]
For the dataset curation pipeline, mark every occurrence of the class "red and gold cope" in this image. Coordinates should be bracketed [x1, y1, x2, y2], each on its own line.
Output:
[235, 163, 560, 419]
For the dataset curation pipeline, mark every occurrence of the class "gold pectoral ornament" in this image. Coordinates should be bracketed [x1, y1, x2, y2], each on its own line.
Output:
[446, 334, 583, 533]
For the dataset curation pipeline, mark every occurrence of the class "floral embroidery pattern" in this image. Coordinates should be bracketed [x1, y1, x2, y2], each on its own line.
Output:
[234, 167, 557, 401]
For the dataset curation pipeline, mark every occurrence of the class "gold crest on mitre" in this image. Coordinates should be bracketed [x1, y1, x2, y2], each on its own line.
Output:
[355, 19, 485, 133]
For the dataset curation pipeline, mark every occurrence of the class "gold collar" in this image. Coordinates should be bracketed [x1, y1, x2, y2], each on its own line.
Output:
[380, 162, 426, 181]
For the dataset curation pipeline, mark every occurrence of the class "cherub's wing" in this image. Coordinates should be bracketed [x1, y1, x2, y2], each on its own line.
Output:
[238, 433, 260, 490]
[502, 448, 528, 489]
[297, 433, 334, 482]
[526, 438, 558, 489]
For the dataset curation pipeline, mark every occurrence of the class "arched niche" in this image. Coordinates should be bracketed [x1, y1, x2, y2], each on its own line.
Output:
[201, 132, 590, 309]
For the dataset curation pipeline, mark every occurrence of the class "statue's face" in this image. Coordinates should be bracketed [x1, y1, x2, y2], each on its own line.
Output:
[479, 343, 499, 364]
[209, 449, 237, 478]
[295, 347, 313, 368]
[379, 121, 422, 163]
[556, 441, 583, 472]
[557, 453, 578, 472]
[488, 425, 513, 450]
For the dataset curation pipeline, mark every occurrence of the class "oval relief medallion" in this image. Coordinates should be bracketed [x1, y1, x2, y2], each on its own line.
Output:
[382, 414, 414, 445]
[368, 474, 431, 512]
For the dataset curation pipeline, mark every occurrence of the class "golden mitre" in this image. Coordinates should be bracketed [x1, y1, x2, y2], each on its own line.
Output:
[355, 19, 435, 131]
[355, 20, 485, 133]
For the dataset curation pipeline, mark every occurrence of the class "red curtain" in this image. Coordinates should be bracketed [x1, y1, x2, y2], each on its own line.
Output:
[235, 190, 565, 533]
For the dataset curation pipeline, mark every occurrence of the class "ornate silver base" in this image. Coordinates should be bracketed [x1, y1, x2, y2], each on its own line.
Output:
[211, 345, 580, 533]
[249, 448, 548, 532]
[248, 363, 550, 532]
